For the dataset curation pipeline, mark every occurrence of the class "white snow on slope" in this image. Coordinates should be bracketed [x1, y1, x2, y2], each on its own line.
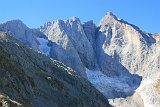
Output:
[37, 37, 51, 55]
[86, 68, 133, 98]
[135, 73, 160, 107]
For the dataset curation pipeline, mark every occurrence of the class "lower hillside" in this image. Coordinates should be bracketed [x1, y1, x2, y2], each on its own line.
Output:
[0, 32, 110, 107]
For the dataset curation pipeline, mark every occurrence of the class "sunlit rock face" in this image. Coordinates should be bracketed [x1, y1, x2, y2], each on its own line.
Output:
[97, 12, 159, 78]
[0, 20, 39, 50]
[153, 33, 160, 45]
[97, 12, 160, 107]
[0, 12, 159, 107]
[40, 17, 96, 77]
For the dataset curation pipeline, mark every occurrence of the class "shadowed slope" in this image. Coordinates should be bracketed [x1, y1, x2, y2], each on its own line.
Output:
[0, 32, 110, 107]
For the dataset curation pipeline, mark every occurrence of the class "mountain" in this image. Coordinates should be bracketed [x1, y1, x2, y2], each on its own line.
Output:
[97, 12, 160, 107]
[0, 12, 159, 107]
[0, 20, 39, 50]
[40, 17, 96, 77]
[98, 12, 159, 77]
[0, 32, 110, 107]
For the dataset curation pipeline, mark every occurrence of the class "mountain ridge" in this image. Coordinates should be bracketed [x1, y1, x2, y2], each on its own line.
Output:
[0, 12, 159, 107]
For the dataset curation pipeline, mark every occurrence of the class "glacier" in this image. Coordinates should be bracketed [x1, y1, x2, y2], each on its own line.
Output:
[37, 37, 51, 55]
[86, 68, 140, 99]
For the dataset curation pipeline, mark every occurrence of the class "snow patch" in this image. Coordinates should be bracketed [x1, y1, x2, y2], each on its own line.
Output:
[37, 37, 51, 55]
[86, 68, 135, 98]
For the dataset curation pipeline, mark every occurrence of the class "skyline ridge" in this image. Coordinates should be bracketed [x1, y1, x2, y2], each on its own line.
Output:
[1, 12, 159, 35]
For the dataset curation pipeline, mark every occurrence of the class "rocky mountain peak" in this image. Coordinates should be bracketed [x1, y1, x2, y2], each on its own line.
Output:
[83, 20, 95, 26]
[99, 12, 119, 27]
[99, 12, 141, 33]
[1, 19, 24, 25]
[69, 16, 80, 22]
[106, 12, 118, 19]
[0, 19, 39, 50]
[83, 20, 97, 47]
[0, 12, 159, 107]
[0, 19, 27, 31]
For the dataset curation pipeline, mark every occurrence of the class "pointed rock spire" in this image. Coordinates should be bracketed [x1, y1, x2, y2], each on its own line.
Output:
[70, 16, 80, 22]
[106, 12, 117, 19]
[99, 12, 119, 27]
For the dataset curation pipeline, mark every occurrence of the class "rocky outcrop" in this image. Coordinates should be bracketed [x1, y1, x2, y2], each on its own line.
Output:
[83, 20, 97, 49]
[153, 33, 160, 45]
[0, 20, 39, 50]
[136, 73, 160, 107]
[0, 32, 110, 107]
[96, 12, 160, 107]
[0, 12, 159, 107]
[40, 17, 96, 76]
[97, 12, 159, 77]
[109, 73, 160, 107]
[0, 94, 23, 107]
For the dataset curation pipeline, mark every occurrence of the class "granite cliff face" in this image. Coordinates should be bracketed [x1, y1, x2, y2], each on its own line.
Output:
[0, 32, 109, 107]
[98, 12, 159, 77]
[40, 17, 96, 76]
[0, 12, 159, 107]
[97, 12, 160, 107]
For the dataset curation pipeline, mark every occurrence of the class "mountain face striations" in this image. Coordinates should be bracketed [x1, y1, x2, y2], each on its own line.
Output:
[40, 17, 96, 77]
[0, 12, 159, 107]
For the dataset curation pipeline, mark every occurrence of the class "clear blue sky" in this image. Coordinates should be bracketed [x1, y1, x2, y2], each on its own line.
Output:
[0, 0, 159, 33]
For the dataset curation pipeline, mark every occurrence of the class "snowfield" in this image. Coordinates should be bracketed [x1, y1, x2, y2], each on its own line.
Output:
[37, 37, 51, 55]
[86, 68, 139, 98]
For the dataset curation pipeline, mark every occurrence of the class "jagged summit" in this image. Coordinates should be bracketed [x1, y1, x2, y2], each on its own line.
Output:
[40, 16, 82, 34]
[0, 19, 30, 30]
[69, 16, 80, 22]
[0, 19, 39, 50]
[0, 19, 27, 29]
[84, 20, 94, 24]
[106, 12, 118, 19]
[99, 11, 120, 26]
[99, 12, 143, 33]
[1, 19, 23, 24]
[0, 12, 159, 107]
[99, 12, 129, 28]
